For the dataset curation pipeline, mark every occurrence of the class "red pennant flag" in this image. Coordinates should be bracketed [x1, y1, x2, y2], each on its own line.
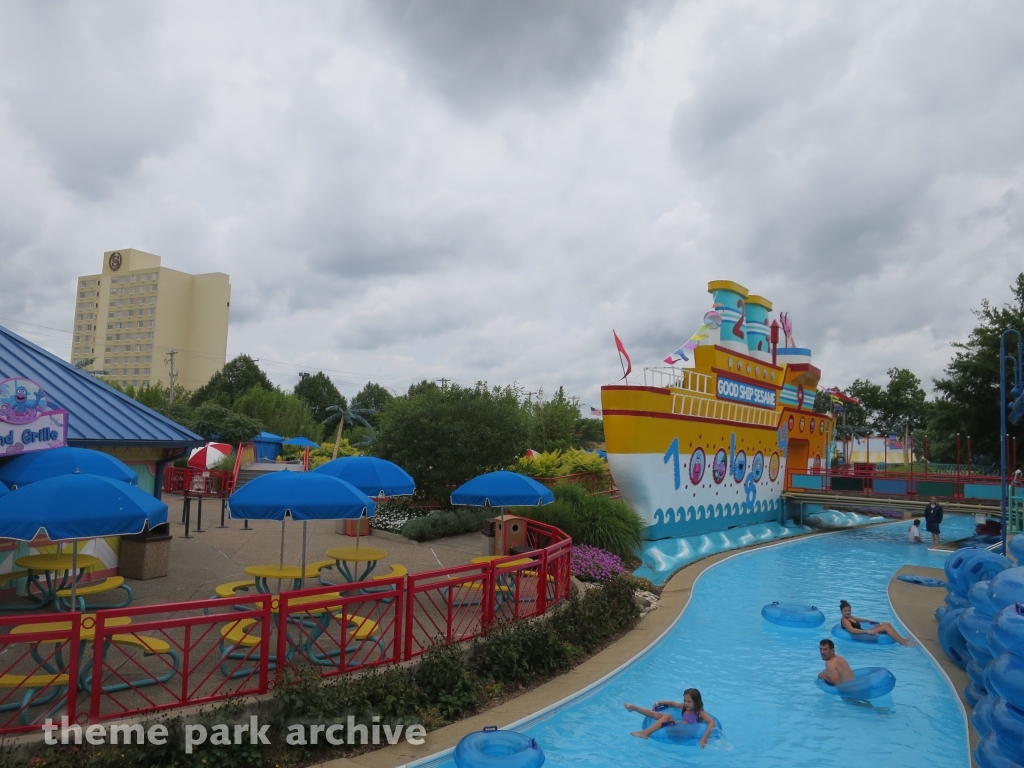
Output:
[613, 330, 632, 381]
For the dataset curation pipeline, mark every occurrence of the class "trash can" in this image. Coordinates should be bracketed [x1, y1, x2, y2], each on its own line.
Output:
[334, 517, 371, 536]
[118, 523, 171, 580]
[480, 519, 496, 556]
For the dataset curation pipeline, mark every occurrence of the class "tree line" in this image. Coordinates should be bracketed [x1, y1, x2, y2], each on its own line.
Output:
[112, 363, 603, 500]
[815, 273, 1024, 468]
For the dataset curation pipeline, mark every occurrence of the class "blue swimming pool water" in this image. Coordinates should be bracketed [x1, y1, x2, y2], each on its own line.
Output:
[412, 517, 975, 768]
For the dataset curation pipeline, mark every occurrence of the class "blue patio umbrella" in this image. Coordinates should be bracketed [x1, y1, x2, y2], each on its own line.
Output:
[228, 471, 375, 586]
[313, 456, 415, 497]
[0, 474, 168, 609]
[451, 471, 554, 555]
[0, 447, 138, 489]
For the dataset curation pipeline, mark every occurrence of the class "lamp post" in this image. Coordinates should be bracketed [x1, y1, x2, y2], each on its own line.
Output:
[999, 329, 1024, 553]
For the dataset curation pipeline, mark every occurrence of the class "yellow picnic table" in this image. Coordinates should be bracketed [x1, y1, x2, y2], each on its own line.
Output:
[15, 554, 100, 608]
[325, 547, 388, 583]
[243, 560, 336, 593]
[8, 614, 177, 695]
[244, 565, 305, 593]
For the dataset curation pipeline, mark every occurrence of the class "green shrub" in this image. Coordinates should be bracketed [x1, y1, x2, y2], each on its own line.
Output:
[549, 575, 641, 654]
[414, 642, 479, 720]
[400, 509, 491, 542]
[471, 619, 573, 685]
[512, 484, 644, 560]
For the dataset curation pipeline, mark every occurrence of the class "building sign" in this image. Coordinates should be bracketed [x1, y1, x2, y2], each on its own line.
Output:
[717, 376, 777, 410]
[0, 378, 67, 455]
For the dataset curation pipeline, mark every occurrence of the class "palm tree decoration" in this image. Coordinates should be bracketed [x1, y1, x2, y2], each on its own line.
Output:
[323, 404, 376, 459]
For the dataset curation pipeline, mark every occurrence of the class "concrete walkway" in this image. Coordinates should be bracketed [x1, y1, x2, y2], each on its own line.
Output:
[125, 495, 485, 606]
[888, 564, 977, 760]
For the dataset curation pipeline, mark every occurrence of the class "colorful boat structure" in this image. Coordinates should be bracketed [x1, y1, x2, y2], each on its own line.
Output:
[602, 280, 833, 541]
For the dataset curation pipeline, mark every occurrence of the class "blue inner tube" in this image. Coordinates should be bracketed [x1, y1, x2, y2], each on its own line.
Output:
[973, 694, 996, 737]
[897, 574, 946, 587]
[987, 652, 1024, 711]
[761, 602, 825, 628]
[964, 681, 987, 707]
[960, 607, 995, 652]
[1010, 534, 1024, 563]
[970, 581, 1002, 618]
[945, 592, 971, 610]
[991, 698, 1024, 764]
[975, 731, 1020, 768]
[454, 727, 545, 768]
[994, 603, 1024, 657]
[816, 667, 896, 699]
[988, 568, 1024, 614]
[831, 621, 896, 645]
[947, 550, 1011, 598]
[938, 608, 970, 669]
[640, 706, 723, 746]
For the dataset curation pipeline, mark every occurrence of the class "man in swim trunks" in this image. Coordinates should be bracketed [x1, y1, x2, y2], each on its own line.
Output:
[818, 639, 855, 686]
[924, 496, 943, 549]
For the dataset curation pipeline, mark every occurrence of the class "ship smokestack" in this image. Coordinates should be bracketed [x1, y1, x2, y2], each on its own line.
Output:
[744, 295, 773, 361]
[706, 280, 749, 355]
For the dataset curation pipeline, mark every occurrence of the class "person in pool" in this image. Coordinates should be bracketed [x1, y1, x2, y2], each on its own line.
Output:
[818, 639, 855, 686]
[839, 600, 916, 646]
[624, 688, 715, 747]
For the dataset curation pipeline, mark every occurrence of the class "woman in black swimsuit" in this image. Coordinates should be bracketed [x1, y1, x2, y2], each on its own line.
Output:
[840, 600, 916, 646]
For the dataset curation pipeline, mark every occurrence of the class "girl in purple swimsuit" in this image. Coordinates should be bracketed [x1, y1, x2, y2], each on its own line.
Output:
[624, 688, 715, 748]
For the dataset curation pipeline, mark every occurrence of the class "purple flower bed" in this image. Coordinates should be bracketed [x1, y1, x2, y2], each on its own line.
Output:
[572, 544, 626, 582]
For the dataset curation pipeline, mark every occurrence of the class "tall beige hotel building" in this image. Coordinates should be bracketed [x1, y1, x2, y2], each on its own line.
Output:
[70, 249, 230, 392]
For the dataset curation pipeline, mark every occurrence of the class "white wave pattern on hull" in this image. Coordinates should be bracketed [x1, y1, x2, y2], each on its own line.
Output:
[609, 451, 786, 539]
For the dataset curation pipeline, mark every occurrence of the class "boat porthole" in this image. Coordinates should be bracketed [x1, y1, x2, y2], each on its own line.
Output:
[728, 357, 733, 368]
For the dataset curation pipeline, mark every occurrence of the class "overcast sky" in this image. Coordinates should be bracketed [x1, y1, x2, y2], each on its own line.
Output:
[2, 1, 1023, 409]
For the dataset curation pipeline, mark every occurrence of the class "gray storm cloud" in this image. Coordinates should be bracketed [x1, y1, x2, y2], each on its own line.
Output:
[0, 0, 1022, 405]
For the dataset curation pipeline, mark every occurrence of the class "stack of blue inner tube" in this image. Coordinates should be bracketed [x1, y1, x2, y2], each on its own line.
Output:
[948, 534, 1024, 768]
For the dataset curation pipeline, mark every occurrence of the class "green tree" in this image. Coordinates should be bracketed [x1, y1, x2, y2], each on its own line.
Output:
[191, 355, 273, 406]
[930, 274, 1024, 465]
[529, 387, 579, 452]
[183, 402, 264, 443]
[370, 382, 532, 501]
[573, 416, 605, 448]
[233, 384, 322, 441]
[293, 371, 344, 425]
[352, 382, 394, 428]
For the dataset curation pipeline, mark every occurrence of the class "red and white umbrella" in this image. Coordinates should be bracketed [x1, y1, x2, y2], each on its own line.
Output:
[188, 442, 233, 470]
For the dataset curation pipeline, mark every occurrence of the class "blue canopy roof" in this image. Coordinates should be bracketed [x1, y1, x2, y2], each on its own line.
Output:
[0, 447, 138, 489]
[0, 325, 203, 449]
[0, 474, 168, 540]
[228, 471, 375, 521]
[282, 436, 320, 448]
[314, 456, 415, 497]
[254, 432, 285, 443]
[451, 470, 554, 507]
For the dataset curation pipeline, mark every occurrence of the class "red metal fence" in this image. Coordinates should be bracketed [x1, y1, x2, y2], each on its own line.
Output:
[0, 519, 572, 733]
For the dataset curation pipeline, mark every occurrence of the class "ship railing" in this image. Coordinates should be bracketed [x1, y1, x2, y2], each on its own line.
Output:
[643, 367, 713, 394]
[670, 392, 777, 428]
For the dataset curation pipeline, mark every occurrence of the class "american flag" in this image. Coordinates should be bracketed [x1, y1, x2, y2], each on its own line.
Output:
[591, 406, 602, 416]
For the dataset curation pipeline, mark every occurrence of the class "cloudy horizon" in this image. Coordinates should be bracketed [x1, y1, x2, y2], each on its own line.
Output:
[2, 1, 1022, 408]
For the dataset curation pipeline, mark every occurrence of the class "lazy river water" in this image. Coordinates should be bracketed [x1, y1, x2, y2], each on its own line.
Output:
[411, 516, 975, 768]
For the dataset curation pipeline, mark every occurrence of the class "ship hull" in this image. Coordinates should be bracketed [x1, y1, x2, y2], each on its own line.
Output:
[602, 383, 829, 542]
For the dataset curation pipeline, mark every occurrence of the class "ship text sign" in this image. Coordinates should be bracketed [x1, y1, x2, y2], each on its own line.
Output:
[717, 376, 777, 410]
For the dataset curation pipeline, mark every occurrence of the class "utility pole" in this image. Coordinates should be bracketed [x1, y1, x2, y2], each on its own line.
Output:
[165, 350, 178, 403]
[435, 378, 450, 391]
